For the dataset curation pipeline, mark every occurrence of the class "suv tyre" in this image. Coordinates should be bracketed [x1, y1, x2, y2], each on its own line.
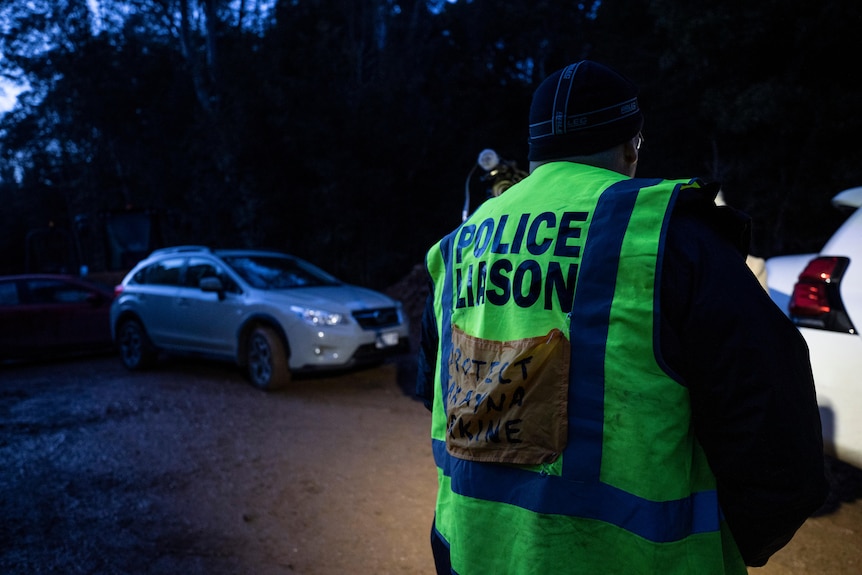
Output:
[117, 318, 157, 370]
[247, 325, 290, 390]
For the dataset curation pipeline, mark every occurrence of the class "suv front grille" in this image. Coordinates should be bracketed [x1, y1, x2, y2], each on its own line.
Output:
[352, 307, 401, 329]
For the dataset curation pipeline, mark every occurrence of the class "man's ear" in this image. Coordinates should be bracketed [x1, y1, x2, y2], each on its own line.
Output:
[620, 140, 638, 176]
[623, 139, 639, 164]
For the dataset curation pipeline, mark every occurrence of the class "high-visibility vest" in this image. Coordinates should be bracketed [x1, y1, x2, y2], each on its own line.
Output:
[425, 162, 747, 574]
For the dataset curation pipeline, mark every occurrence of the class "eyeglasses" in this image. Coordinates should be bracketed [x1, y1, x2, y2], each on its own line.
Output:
[635, 132, 644, 151]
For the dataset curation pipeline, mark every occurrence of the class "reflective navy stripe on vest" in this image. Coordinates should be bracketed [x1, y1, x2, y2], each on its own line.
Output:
[431, 440, 719, 543]
[433, 177, 720, 544]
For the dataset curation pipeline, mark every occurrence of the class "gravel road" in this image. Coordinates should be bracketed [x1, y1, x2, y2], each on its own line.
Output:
[1, 353, 437, 574]
[1, 352, 860, 574]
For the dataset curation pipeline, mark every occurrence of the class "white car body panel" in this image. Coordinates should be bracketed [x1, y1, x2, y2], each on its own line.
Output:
[765, 188, 862, 469]
[800, 328, 862, 467]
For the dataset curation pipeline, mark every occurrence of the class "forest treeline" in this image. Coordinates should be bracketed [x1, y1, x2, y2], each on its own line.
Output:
[1, 0, 860, 289]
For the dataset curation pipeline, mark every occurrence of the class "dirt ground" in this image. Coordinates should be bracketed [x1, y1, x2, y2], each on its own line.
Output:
[1, 265, 860, 573]
[0, 353, 438, 574]
[1, 351, 861, 575]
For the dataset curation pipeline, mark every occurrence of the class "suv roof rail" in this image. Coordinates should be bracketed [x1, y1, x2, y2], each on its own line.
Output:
[149, 245, 212, 256]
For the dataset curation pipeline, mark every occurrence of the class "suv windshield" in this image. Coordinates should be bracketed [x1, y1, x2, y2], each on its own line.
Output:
[222, 255, 340, 290]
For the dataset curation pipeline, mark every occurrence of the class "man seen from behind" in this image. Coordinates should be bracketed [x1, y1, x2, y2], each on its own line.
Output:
[415, 60, 829, 574]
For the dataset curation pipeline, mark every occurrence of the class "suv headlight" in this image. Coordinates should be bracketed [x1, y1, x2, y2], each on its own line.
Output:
[290, 305, 345, 326]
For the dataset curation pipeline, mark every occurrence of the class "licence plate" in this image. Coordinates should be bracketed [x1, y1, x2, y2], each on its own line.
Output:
[376, 331, 400, 348]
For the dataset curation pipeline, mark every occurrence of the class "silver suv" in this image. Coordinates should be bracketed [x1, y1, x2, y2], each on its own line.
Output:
[110, 246, 410, 390]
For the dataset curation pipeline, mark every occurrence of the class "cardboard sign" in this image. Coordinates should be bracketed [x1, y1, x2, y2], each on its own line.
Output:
[446, 325, 569, 465]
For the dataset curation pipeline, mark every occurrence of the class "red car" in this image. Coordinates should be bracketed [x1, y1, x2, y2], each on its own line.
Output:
[0, 274, 115, 361]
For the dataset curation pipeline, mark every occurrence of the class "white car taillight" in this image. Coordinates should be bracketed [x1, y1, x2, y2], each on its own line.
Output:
[789, 256, 856, 333]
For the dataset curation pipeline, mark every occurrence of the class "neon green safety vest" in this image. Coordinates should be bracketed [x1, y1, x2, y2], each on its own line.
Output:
[425, 162, 747, 574]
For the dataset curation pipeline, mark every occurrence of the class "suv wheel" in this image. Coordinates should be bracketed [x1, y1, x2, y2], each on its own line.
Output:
[246, 326, 290, 390]
[117, 318, 157, 370]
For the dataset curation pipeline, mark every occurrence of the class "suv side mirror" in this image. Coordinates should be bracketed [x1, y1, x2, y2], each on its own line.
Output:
[199, 277, 224, 297]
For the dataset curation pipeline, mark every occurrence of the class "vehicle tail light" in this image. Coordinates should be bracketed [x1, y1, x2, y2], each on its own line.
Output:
[114, 285, 124, 298]
[789, 256, 856, 333]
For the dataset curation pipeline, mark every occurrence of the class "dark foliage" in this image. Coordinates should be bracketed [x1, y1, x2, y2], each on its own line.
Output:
[1, 0, 860, 288]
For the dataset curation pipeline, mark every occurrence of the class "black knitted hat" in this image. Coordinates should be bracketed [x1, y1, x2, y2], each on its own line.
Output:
[528, 60, 644, 161]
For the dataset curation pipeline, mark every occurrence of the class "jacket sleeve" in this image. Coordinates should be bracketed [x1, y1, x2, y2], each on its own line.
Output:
[415, 271, 438, 411]
[659, 189, 830, 566]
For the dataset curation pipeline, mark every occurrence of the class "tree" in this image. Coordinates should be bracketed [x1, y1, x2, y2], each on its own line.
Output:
[591, 0, 862, 256]
[2, 0, 861, 280]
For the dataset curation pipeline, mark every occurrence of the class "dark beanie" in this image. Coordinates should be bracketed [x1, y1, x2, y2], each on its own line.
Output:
[528, 60, 644, 161]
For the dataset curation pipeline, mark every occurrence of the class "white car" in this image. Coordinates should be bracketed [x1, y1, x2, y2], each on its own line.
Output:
[110, 246, 410, 390]
[765, 187, 862, 468]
